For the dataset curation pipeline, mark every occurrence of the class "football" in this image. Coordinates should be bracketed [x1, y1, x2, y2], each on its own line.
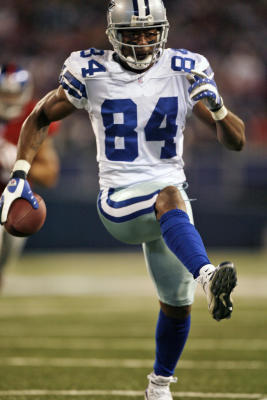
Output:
[4, 193, 47, 237]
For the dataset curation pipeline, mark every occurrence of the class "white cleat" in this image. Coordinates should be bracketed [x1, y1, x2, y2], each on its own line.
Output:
[145, 372, 177, 400]
[198, 261, 237, 321]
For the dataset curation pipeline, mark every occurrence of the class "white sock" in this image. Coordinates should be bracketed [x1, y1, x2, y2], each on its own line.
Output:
[196, 264, 216, 285]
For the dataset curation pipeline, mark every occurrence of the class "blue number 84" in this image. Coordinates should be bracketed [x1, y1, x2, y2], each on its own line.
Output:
[101, 97, 178, 162]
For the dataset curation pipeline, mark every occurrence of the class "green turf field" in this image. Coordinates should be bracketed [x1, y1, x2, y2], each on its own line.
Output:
[0, 250, 266, 400]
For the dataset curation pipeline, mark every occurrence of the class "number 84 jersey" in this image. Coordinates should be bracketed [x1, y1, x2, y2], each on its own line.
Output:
[60, 47, 213, 190]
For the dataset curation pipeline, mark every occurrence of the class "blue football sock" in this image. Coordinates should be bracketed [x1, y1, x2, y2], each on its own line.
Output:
[160, 209, 210, 279]
[154, 310, 191, 377]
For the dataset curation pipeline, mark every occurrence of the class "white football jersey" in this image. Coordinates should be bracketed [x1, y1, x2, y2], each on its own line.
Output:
[60, 48, 213, 189]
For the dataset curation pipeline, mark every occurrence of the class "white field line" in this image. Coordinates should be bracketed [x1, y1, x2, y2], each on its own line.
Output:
[1, 357, 266, 370]
[0, 390, 264, 399]
[0, 338, 267, 351]
[3, 275, 267, 297]
[0, 327, 149, 337]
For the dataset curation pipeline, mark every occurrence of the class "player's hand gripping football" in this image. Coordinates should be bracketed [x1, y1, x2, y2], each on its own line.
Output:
[188, 70, 223, 111]
[0, 169, 39, 225]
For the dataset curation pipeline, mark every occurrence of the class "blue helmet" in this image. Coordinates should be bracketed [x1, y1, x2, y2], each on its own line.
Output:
[0, 64, 33, 120]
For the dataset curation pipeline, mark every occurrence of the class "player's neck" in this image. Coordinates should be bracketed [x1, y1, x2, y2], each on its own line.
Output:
[113, 53, 153, 74]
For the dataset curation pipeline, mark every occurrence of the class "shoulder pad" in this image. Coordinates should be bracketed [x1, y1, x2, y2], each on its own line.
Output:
[167, 48, 214, 77]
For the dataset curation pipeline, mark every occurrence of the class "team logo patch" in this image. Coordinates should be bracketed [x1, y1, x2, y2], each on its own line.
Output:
[8, 179, 17, 187]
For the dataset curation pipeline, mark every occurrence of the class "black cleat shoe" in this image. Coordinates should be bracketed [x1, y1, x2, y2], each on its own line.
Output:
[206, 261, 237, 321]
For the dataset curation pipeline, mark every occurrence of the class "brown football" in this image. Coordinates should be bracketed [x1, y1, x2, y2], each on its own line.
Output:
[4, 193, 47, 237]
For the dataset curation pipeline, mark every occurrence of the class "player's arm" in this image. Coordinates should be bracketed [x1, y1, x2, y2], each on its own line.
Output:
[193, 102, 245, 151]
[189, 71, 246, 151]
[17, 86, 75, 164]
[28, 137, 60, 188]
[0, 87, 75, 223]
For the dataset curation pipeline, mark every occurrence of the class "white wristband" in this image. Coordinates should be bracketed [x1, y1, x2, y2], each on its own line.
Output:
[210, 105, 228, 121]
[12, 160, 31, 175]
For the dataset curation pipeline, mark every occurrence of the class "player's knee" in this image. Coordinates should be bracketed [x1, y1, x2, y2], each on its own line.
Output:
[160, 301, 191, 320]
[155, 185, 186, 220]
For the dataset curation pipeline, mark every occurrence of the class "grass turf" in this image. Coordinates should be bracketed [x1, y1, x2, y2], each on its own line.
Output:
[0, 250, 266, 399]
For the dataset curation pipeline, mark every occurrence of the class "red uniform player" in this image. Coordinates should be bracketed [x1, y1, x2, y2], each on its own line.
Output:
[0, 64, 60, 288]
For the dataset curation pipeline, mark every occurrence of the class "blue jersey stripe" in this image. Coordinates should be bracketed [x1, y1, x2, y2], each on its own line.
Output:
[97, 194, 155, 223]
[63, 70, 87, 99]
[106, 188, 160, 209]
[144, 0, 150, 15]
[132, 0, 139, 16]
[60, 80, 82, 100]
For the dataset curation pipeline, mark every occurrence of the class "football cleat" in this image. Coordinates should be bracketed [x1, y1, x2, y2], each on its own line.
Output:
[199, 261, 237, 321]
[145, 372, 177, 400]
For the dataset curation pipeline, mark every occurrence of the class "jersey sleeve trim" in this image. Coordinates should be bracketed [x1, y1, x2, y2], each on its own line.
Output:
[203, 65, 214, 79]
[59, 65, 87, 100]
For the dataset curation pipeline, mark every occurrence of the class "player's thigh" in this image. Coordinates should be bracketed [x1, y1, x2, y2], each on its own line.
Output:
[143, 193, 196, 306]
[97, 182, 163, 244]
[97, 181, 193, 245]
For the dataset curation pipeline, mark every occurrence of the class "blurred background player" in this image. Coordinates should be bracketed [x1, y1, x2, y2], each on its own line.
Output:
[0, 64, 60, 289]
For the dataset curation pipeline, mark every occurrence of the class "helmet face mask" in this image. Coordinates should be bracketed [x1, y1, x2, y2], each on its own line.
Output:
[106, 0, 169, 71]
[0, 64, 33, 121]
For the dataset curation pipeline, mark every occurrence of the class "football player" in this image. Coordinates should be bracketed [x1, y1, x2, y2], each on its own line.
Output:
[0, 64, 60, 289]
[0, 1, 245, 398]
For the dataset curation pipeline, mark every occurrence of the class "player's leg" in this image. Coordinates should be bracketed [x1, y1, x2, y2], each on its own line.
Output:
[0, 225, 4, 288]
[143, 236, 195, 399]
[143, 188, 196, 399]
[98, 183, 195, 398]
[155, 185, 237, 321]
[98, 182, 236, 321]
[0, 226, 14, 289]
[143, 237, 194, 372]
[0, 225, 26, 290]
[97, 183, 163, 245]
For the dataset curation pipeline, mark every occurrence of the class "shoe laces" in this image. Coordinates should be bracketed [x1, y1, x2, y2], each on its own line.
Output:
[147, 373, 178, 385]
[146, 373, 177, 399]
[196, 265, 216, 290]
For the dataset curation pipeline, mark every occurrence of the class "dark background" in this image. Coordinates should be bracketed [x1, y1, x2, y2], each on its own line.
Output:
[1, 0, 266, 250]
